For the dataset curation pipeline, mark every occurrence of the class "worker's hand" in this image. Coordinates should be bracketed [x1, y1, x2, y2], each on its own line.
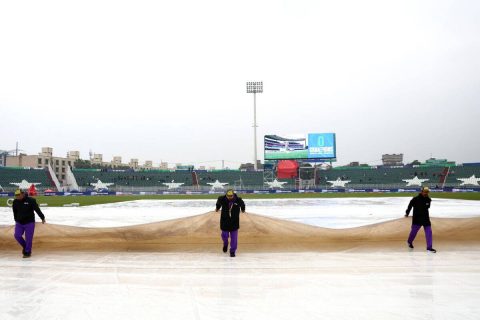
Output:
[242, 211, 246, 214]
[215, 209, 219, 212]
[42, 219, 46, 224]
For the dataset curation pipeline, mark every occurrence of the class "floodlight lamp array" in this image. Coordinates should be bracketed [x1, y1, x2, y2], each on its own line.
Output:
[246, 81, 263, 93]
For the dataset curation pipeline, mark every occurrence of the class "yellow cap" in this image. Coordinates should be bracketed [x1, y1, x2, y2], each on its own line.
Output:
[226, 189, 234, 196]
[422, 186, 430, 193]
[14, 189, 22, 196]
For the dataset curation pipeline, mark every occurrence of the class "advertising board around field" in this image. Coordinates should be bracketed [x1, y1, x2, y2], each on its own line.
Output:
[264, 133, 336, 161]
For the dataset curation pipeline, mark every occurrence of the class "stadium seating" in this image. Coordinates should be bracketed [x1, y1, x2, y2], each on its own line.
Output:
[71, 169, 293, 191]
[70, 164, 480, 190]
[0, 167, 52, 191]
[2, 164, 478, 192]
[73, 169, 194, 189]
[197, 170, 261, 188]
[317, 165, 480, 188]
[443, 165, 480, 187]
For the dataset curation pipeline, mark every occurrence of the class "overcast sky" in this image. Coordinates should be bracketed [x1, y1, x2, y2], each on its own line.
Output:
[1, 0, 479, 168]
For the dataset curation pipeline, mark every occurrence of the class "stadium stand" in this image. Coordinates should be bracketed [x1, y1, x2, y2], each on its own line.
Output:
[72, 169, 292, 191]
[2, 163, 479, 192]
[69, 164, 480, 190]
[317, 164, 480, 188]
[0, 167, 53, 191]
[73, 169, 194, 190]
[197, 170, 264, 189]
[443, 164, 480, 187]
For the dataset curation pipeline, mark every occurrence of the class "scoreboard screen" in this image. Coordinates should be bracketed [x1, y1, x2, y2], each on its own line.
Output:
[264, 133, 336, 160]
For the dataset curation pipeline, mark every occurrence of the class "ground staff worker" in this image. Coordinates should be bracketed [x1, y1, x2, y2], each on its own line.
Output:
[405, 186, 436, 253]
[216, 189, 245, 257]
[12, 189, 46, 258]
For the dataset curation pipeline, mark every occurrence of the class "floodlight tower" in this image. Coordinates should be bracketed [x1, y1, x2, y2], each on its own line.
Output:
[246, 81, 263, 170]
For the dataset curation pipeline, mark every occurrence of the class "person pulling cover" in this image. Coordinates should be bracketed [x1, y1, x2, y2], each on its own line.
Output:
[216, 189, 245, 257]
[12, 189, 46, 258]
[405, 186, 436, 253]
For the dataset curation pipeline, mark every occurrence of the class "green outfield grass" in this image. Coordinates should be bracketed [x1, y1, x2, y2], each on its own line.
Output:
[1, 192, 480, 207]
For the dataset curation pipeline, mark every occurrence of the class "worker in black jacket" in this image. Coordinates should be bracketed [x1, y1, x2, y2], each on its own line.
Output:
[405, 187, 436, 253]
[12, 189, 46, 258]
[215, 189, 245, 257]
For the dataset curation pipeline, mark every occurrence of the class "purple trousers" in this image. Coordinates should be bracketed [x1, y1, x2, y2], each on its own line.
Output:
[14, 222, 36, 253]
[221, 230, 238, 253]
[407, 224, 433, 249]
